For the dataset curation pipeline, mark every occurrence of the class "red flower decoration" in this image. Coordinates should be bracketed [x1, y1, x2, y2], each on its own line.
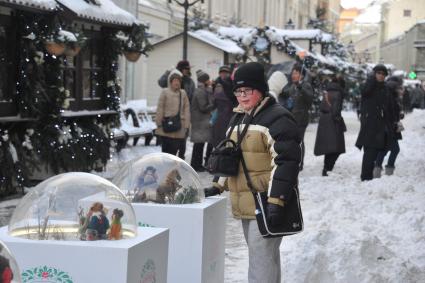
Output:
[2, 267, 13, 283]
[42, 271, 49, 278]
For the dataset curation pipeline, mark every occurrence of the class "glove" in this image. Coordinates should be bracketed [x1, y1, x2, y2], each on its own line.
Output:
[266, 203, 285, 226]
[204, 187, 221, 197]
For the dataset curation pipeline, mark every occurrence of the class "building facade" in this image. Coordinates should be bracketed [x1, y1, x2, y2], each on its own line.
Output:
[381, 0, 425, 42]
[380, 22, 425, 79]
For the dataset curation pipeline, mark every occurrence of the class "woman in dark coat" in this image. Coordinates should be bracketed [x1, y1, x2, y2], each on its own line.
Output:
[211, 66, 237, 147]
[373, 76, 404, 177]
[314, 77, 346, 176]
[190, 70, 214, 171]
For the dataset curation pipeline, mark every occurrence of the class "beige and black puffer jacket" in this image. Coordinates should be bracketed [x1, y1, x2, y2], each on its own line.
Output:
[213, 96, 302, 219]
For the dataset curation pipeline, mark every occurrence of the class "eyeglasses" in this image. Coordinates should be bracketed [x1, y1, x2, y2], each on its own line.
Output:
[234, 88, 254, 97]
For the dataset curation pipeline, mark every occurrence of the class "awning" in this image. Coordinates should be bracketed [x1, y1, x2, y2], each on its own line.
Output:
[0, 0, 57, 11]
[56, 0, 137, 27]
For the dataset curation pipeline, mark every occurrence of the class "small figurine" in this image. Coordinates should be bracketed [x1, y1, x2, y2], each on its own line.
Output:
[156, 168, 182, 203]
[0, 255, 13, 283]
[132, 166, 159, 202]
[85, 202, 110, 241]
[108, 209, 124, 240]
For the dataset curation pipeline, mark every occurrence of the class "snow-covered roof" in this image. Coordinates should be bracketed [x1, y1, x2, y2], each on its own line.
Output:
[56, 0, 137, 27]
[218, 26, 333, 43]
[188, 30, 244, 54]
[0, 0, 57, 11]
[271, 27, 331, 41]
[217, 26, 255, 41]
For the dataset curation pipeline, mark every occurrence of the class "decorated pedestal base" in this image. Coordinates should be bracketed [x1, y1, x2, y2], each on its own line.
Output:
[0, 227, 169, 283]
[132, 196, 227, 283]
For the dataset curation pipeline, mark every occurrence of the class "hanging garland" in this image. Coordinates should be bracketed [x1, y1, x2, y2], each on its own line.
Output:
[0, 11, 150, 194]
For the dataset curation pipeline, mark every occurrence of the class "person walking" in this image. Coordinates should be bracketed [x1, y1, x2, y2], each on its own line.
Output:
[204, 62, 302, 283]
[280, 63, 314, 170]
[373, 76, 404, 177]
[155, 69, 190, 159]
[190, 69, 214, 172]
[314, 75, 346, 176]
[355, 64, 394, 181]
[410, 83, 425, 109]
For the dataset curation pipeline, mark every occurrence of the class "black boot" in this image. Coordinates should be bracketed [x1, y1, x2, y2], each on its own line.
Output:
[322, 168, 328, 176]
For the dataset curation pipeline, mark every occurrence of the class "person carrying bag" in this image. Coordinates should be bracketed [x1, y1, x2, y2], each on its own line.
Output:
[203, 62, 303, 283]
[162, 91, 182, 133]
[155, 69, 190, 158]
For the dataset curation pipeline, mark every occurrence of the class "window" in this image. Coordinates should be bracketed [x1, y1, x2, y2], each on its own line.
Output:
[0, 13, 17, 116]
[403, 10, 411, 17]
[64, 31, 104, 111]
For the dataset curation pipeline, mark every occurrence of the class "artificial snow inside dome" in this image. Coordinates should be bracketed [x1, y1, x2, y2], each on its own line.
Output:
[8, 173, 137, 241]
[0, 241, 21, 283]
[112, 153, 204, 204]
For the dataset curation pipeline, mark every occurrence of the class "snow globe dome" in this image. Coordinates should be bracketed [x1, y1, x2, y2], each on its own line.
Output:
[8, 172, 137, 241]
[0, 241, 21, 283]
[112, 153, 204, 204]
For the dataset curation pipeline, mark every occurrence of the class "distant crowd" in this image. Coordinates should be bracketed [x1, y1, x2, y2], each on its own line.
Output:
[152, 60, 424, 180]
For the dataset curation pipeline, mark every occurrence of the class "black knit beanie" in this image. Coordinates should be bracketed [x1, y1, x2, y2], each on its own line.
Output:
[373, 64, 388, 76]
[233, 62, 269, 95]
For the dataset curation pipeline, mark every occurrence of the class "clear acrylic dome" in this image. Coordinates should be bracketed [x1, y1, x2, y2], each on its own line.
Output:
[0, 241, 21, 283]
[112, 153, 204, 204]
[9, 173, 137, 241]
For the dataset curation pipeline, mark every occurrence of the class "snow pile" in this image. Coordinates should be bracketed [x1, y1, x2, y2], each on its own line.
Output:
[122, 99, 156, 113]
[2, 0, 57, 10]
[280, 110, 425, 282]
[58, 30, 77, 42]
[189, 30, 245, 54]
[56, 0, 136, 26]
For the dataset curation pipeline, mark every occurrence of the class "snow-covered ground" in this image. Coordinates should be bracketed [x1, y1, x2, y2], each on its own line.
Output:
[1, 110, 424, 282]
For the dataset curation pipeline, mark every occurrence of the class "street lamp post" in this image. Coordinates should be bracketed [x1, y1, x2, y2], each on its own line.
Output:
[169, 0, 204, 60]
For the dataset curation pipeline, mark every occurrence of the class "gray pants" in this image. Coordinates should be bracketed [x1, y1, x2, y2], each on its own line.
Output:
[242, 219, 283, 283]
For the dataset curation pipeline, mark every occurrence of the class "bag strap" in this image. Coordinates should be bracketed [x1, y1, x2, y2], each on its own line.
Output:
[240, 151, 256, 194]
[177, 91, 182, 117]
[237, 109, 257, 194]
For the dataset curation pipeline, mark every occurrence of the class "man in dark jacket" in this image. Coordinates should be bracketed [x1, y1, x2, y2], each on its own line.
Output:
[204, 62, 302, 283]
[356, 64, 394, 181]
[280, 63, 314, 170]
[175, 60, 196, 160]
[176, 60, 196, 103]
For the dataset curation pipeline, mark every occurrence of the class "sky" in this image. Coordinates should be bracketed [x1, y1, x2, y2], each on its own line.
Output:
[341, 0, 375, 9]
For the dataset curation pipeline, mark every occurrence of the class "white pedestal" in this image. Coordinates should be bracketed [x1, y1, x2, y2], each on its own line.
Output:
[0, 227, 169, 283]
[133, 196, 227, 283]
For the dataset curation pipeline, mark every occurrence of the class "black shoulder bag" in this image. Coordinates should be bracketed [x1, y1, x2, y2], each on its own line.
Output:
[206, 112, 253, 177]
[238, 124, 304, 238]
[162, 91, 182, 133]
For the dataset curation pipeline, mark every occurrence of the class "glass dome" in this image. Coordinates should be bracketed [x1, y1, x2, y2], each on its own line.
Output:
[0, 241, 21, 283]
[9, 173, 137, 241]
[112, 153, 204, 204]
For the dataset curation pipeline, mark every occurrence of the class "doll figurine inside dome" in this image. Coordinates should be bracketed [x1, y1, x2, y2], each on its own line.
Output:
[113, 153, 205, 204]
[0, 241, 21, 283]
[132, 166, 159, 202]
